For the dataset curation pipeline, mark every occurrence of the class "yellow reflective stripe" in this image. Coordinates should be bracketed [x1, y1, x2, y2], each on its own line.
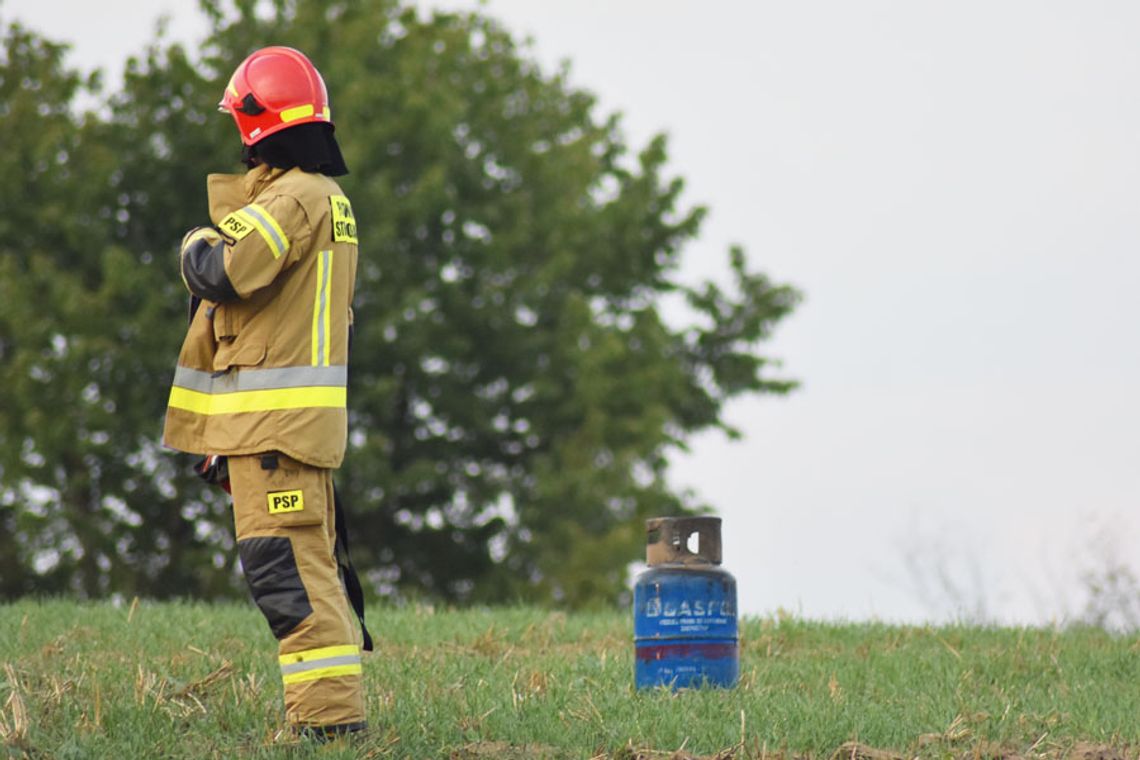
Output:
[322, 275, 331, 366]
[311, 252, 321, 365]
[279, 644, 362, 685]
[173, 365, 346, 394]
[310, 251, 332, 367]
[321, 106, 331, 121]
[168, 385, 346, 415]
[282, 663, 362, 685]
[281, 104, 316, 123]
[279, 644, 360, 665]
[242, 203, 289, 259]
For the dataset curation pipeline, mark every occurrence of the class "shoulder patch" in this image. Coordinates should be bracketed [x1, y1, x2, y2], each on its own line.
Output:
[329, 195, 358, 244]
[217, 203, 290, 259]
[218, 209, 256, 244]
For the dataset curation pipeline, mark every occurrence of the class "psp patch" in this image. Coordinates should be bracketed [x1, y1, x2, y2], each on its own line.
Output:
[267, 489, 305, 515]
[218, 209, 256, 244]
[329, 195, 358, 244]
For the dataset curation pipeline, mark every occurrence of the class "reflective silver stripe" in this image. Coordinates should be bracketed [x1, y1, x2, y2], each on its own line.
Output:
[280, 654, 361, 676]
[241, 204, 288, 257]
[173, 365, 347, 394]
[315, 250, 331, 366]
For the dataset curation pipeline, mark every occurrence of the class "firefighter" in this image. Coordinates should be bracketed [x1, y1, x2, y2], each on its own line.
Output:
[163, 46, 369, 739]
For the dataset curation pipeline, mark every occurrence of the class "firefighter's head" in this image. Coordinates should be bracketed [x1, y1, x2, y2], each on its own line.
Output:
[219, 46, 347, 176]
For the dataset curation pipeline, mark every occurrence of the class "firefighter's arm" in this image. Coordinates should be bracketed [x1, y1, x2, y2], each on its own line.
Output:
[180, 226, 238, 302]
[215, 194, 311, 298]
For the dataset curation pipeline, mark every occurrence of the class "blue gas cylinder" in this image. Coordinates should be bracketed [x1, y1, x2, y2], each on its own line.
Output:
[633, 516, 739, 689]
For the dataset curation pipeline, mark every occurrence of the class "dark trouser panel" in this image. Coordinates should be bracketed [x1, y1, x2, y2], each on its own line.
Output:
[229, 453, 366, 729]
[238, 536, 313, 637]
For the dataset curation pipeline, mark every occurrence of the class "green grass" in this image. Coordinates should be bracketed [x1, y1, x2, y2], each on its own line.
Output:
[0, 600, 1137, 759]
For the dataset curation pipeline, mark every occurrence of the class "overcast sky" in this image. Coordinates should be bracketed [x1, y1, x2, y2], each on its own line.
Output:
[5, 0, 1138, 625]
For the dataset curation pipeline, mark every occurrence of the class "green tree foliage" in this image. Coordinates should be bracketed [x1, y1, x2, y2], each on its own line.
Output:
[0, 22, 238, 599]
[0, 0, 800, 605]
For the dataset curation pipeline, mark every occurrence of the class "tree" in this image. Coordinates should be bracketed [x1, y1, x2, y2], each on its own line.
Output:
[0, 19, 243, 599]
[0, 0, 799, 605]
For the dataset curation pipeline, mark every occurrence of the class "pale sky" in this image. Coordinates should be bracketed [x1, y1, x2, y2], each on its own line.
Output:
[5, 0, 1138, 625]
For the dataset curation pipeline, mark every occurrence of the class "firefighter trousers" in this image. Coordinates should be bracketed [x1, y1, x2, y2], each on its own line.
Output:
[229, 452, 366, 731]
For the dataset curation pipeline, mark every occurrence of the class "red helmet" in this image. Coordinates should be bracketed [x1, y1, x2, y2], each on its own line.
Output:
[219, 46, 332, 146]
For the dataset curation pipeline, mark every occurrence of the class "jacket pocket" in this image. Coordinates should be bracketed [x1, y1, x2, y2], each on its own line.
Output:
[213, 338, 266, 373]
[252, 455, 326, 529]
[212, 304, 239, 341]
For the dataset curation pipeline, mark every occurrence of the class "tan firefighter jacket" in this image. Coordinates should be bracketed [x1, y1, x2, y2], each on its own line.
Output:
[163, 164, 358, 468]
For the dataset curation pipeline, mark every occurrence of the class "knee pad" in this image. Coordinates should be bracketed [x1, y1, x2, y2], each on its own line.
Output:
[238, 536, 313, 638]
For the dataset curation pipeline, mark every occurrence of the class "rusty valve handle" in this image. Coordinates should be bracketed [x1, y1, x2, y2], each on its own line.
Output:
[645, 516, 723, 566]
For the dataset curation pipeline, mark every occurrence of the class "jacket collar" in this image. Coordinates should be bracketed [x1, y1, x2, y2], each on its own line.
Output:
[243, 163, 289, 199]
[205, 164, 290, 225]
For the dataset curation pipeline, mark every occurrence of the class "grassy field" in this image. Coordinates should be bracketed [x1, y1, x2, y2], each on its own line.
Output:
[0, 600, 1137, 759]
